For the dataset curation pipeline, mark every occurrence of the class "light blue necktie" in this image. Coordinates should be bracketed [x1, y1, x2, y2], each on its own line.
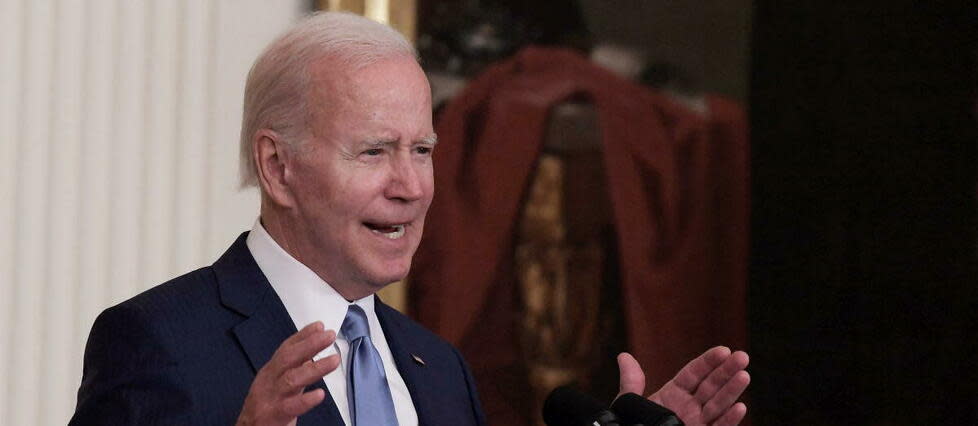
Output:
[341, 304, 399, 426]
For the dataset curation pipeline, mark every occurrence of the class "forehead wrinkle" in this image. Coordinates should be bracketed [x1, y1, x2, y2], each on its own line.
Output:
[307, 56, 433, 148]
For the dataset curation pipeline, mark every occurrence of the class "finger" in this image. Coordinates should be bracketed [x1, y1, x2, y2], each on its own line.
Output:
[279, 388, 326, 418]
[693, 350, 749, 404]
[269, 328, 331, 375]
[711, 402, 747, 426]
[264, 322, 324, 374]
[277, 354, 341, 395]
[616, 352, 647, 397]
[671, 346, 731, 393]
[269, 327, 336, 376]
[295, 321, 326, 340]
[701, 370, 750, 422]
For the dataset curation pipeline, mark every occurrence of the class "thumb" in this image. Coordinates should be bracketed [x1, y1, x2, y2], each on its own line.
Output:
[616, 352, 646, 398]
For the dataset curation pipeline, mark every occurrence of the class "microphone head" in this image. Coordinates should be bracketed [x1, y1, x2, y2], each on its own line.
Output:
[543, 386, 616, 426]
[611, 393, 685, 426]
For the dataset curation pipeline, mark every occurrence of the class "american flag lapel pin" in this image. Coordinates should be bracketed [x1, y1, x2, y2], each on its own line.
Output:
[411, 354, 426, 366]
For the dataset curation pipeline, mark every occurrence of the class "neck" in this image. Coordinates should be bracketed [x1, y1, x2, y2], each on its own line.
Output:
[259, 204, 374, 301]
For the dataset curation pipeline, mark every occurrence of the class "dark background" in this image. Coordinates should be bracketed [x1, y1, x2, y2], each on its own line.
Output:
[751, 1, 977, 424]
[417, 0, 978, 423]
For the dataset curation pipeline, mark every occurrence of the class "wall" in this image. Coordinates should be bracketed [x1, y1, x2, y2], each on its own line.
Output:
[0, 1, 306, 424]
[579, 0, 752, 101]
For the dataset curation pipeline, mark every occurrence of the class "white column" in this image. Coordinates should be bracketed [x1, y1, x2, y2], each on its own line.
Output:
[103, 0, 145, 308]
[75, 0, 120, 391]
[39, 1, 86, 423]
[0, 1, 304, 423]
[172, 0, 212, 273]
[9, 2, 56, 424]
[138, 0, 179, 294]
[0, 0, 24, 421]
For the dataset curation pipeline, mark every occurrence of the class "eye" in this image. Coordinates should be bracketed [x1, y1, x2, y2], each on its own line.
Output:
[363, 148, 383, 156]
[415, 146, 433, 155]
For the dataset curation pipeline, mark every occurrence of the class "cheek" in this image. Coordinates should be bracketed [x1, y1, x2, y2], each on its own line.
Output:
[421, 165, 435, 195]
[290, 165, 349, 220]
[332, 170, 390, 211]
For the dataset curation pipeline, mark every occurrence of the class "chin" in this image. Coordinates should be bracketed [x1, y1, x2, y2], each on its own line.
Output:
[364, 257, 412, 288]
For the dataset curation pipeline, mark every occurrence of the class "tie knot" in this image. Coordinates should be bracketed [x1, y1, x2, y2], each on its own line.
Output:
[341, 304, 370, 341]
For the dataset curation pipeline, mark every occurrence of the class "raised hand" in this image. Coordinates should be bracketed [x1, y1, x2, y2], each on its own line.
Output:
[617, 347, 750, 426]
[236, 322, 341, 426]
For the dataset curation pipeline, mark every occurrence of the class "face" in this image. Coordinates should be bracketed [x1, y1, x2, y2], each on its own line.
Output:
[286, 55, 435, 297]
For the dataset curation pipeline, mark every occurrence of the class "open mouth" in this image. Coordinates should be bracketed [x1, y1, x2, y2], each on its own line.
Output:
[363, 222, 406, 240]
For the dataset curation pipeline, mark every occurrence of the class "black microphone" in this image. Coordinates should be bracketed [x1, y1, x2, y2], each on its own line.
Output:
[610, 393, 685, 426]
[543, 386, 622, 426]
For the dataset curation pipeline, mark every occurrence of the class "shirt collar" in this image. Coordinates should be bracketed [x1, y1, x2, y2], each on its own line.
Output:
[245, 218, 375, 338]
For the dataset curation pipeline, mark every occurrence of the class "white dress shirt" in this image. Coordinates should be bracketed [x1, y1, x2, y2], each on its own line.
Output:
[246, 220, 419, 426]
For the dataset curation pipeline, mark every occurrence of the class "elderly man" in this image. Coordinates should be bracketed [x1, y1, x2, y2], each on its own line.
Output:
[71, 12, 749, 426]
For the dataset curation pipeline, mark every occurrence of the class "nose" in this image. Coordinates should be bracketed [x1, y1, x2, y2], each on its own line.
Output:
[385, 154, 426, 202]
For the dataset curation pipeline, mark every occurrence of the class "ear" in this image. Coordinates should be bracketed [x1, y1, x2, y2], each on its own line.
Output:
[253, 129, 296, 208]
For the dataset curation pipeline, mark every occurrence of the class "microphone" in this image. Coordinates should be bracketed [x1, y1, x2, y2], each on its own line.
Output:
[543, 386, 622, 426]
[610, 393, 685, 426]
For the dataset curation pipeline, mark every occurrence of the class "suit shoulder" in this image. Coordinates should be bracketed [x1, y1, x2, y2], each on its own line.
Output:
[112, 266, 220, 317]
[86, 265, 242, 368]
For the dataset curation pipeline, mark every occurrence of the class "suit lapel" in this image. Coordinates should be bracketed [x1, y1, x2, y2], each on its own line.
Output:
[215, 233, 344, 425]
[375, 299, 435, 425]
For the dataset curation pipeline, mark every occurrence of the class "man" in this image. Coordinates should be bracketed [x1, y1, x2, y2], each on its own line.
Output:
[71, 12, 749, 426]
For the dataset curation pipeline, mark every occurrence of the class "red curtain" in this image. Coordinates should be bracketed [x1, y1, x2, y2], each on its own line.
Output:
[411, 47, 749, 424]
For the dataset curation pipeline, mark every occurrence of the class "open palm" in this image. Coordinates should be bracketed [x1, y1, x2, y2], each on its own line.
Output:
[617, 347, 750, 426]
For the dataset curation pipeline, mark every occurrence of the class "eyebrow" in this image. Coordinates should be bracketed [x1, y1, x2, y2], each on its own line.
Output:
[419, 133, 438, 145]
[363, 133, 438, 148]
[364, 140, 397, 150]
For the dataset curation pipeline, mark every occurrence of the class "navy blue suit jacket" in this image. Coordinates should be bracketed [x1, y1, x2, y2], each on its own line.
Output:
[70, 233, 486, 425]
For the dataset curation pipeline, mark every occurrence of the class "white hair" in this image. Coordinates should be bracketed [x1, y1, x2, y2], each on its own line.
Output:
[238, 11, 417, 188]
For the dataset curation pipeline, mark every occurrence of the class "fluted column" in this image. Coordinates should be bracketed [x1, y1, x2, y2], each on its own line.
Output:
[0, 1, 304, 424]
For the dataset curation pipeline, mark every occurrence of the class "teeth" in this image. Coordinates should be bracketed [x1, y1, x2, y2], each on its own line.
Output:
[371, 224, 405, 240]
